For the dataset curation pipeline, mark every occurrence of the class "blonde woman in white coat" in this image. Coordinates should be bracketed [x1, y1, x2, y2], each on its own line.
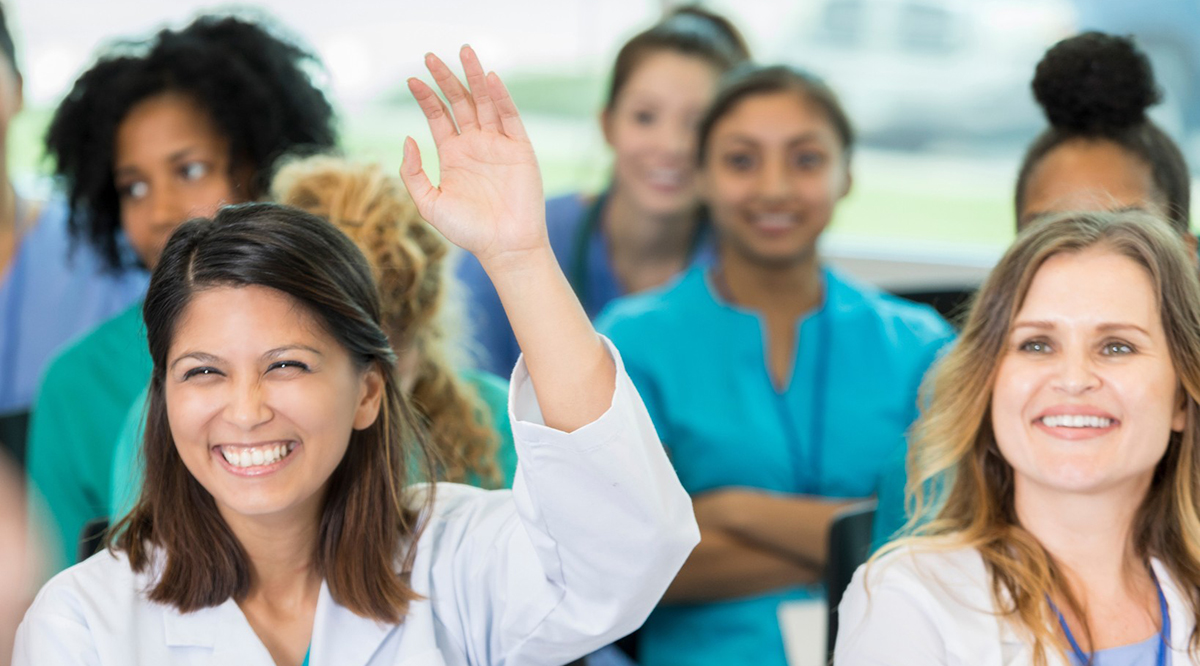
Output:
[11, 47, 698, 666]
[836, 211, 1200, 666]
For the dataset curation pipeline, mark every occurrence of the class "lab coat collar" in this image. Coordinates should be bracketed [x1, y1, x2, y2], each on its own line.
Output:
[161, 580, 397, 665]
[310, 580, 398, 666]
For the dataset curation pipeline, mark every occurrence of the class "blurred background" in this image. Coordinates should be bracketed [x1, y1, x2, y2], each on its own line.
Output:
[7, 0, 1200, 289]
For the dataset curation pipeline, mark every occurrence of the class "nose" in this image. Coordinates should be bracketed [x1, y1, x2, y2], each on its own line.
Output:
[224, 378, 273, 430]
[757, 154, 791, 201]
[148, 183, 186, 231]
[662, 121, 693, 160]
[1051, 345, 1101, 395]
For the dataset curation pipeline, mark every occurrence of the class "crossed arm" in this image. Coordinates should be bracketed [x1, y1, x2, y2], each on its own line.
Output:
[664, 489, 869, 603]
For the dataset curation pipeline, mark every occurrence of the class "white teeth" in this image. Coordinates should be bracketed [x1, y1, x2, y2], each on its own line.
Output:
[220, 442, 295, 469]
[1041, 415, 1113, 428]
[754, 214, 797, 230]
[647, 169, 684, 187]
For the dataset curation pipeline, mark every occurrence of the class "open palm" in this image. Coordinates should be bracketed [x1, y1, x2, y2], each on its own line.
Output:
[400, 47, 547, 266]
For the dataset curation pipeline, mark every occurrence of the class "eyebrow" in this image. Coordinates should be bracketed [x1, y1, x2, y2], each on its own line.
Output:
[719, 131, 825, 147]
[114, 147, 206, 179]
[1010, 320, 1151, 336]
[168, 345, 323, 371]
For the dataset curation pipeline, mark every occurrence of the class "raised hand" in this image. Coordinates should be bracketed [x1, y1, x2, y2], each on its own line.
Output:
[400, 46, 547, 271]
[402, 47, 614, 431]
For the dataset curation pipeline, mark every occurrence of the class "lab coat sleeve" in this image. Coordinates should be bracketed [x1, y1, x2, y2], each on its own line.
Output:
[427, 336, 699, 665]
[833, 558, 950, 666]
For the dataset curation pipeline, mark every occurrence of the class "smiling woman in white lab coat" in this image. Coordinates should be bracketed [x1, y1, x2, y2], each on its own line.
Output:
[835, 211, 1200, 666]
[12, 47, 698, 666]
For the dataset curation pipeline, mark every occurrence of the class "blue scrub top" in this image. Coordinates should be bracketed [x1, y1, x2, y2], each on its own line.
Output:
[0, 198, 147, 413]
[596, 264, 955, 666]
[455, 192, 712, 376]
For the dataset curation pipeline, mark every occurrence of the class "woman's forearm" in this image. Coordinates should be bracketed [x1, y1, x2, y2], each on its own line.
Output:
[482, 245, 615, 433]
[662, 527, 819, 604]
[701, 490, 868, 567]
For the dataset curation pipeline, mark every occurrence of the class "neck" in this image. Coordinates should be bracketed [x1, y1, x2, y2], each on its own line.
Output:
[222, 505, 323, 605]
[602, 185, 699, 264]
[716, 243, 823, 319]
[1015, 477, 1152, 600]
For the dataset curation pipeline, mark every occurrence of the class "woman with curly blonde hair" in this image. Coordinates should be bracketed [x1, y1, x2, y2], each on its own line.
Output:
[836, 210, 1200, 665]
[107, 157, 514, 523]
[270, 155, 511, 487]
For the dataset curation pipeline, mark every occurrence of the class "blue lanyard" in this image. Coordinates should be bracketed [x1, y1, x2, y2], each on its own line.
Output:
[1051, 572, 1170, 666]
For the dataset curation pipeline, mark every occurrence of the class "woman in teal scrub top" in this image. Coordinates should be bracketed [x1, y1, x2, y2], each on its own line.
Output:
[597, 64, 955, 666]
[456, 6, 748, 376]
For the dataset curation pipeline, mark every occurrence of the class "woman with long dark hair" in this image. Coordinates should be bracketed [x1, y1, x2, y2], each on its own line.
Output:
[14, 47, 696, 666]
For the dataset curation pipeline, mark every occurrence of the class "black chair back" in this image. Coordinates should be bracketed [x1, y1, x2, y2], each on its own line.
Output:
[825, 501, 876, 663]
[78, 517, 110, 564]
[0, 409, 30, 467]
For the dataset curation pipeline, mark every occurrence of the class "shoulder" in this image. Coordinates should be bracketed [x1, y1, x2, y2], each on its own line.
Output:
[596, 266, 706, 338]
[543, 192, 593, 261]
[544, 192, 590, 228]
[827, 269, 955, 349]
[459, 368, 508, 405]
[23, 548, 145, 626]
[841, 543, 998, 633]
[406, 483, 515, 559]
[837, 544, 998, 664]
[38, 303, 145, 388]
[859, 543, 988, 593]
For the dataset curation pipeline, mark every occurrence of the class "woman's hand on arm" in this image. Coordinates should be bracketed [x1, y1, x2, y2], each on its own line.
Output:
[400, 47, 614, 432]
[695, 488, 870, 568]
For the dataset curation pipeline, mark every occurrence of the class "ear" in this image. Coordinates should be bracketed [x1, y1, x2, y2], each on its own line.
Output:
[838, 168, 853, 201]
[1184, 233, 1199, 270]
[1172, 386, 1188, 433]
[353, 364, 385, 430]
[600, 108, 615, 148]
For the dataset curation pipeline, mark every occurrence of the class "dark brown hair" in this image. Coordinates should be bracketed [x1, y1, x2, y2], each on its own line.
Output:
[605, 5, 749, 111]
[697, 64, 855, 165]
[112, 203, 439, 623]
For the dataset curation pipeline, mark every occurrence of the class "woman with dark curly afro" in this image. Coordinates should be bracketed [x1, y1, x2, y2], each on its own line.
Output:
[26, 13, 337, 572]
[1015, 32, 1193, 239]
[0, 2, 145, 426]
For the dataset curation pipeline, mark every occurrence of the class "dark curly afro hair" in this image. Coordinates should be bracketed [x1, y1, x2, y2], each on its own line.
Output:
[1016, 32, 1189, 233]
[45, 14, 338, 270]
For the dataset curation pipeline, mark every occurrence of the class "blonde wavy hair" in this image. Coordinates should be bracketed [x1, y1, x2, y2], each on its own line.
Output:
[884, 210, 1200, 664]
[271, 155, 501, 487]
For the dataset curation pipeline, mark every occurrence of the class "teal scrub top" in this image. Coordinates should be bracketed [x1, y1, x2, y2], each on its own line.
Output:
[597, 264, 955, 666]
[27, 301, 151, 571]
[109, 368, 518, 520]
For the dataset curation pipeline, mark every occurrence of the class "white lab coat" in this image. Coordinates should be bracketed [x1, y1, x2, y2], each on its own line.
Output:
[834, 545, 1198, 665]
[12, 340, 700, 666]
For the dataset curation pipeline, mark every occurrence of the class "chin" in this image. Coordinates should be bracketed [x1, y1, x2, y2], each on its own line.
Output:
[634, 187, 695, 218]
